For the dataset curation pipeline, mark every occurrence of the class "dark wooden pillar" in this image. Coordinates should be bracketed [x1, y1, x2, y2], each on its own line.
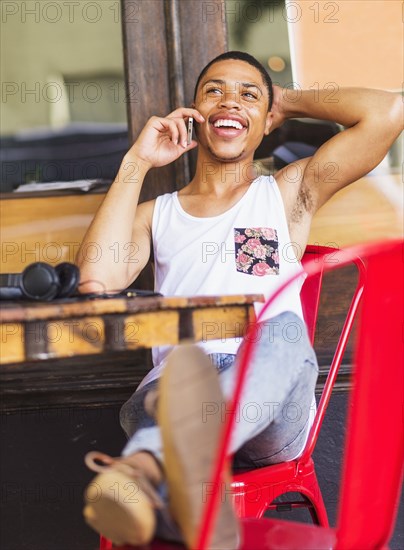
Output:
[121, 0, 227, 201]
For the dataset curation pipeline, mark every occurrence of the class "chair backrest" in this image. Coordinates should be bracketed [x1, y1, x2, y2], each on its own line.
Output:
[196, 240, 400, 550]
[300, 244, 327, 344]
[336, 242, 404, 549]
[299, 245, 366, 462]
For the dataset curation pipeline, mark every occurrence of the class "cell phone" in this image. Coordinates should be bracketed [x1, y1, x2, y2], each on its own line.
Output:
[187, 116, 194, 146]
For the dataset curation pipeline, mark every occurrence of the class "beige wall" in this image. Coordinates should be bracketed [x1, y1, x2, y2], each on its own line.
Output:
[1, 0, 125, 135]
[287, 0, 403, 91]
[227, 0, 403, 92]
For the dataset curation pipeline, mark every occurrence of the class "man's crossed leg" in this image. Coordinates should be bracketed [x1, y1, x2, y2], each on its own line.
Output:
[83, 312, 318, 548]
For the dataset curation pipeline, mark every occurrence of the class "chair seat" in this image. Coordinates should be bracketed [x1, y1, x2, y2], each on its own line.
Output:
[232, 459, 300, 487]
[111, 517, 336, 550]
[231, 457, 329, 525]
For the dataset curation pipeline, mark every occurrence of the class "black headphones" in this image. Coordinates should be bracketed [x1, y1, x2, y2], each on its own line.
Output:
[0, 262, 80, 301]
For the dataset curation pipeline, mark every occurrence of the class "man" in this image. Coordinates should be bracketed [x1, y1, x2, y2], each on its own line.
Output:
[77, 51, 402, 548]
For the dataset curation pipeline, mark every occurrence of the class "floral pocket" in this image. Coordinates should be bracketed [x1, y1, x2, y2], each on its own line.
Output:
[234, 227, 279, 276]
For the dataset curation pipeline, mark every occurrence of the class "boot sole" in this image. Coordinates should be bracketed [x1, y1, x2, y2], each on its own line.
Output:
[157, 345, 240, 549]
[83, 468, 155, 546]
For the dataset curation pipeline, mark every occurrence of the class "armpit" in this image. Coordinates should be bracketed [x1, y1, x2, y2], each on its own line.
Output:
[291, 184, 315, 223]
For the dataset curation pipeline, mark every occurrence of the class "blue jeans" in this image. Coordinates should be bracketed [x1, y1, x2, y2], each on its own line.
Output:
[119, 311, 319, 540]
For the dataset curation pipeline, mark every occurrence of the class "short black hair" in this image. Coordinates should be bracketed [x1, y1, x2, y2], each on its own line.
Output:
[193, 51, 273, 110]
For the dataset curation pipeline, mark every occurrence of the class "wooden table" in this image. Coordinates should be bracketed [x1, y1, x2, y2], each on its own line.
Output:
[0, 290, 352, 412]
[0, 294, 262, 365]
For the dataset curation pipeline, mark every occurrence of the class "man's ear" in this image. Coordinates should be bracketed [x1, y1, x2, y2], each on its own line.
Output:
[264, 112, 273, 135]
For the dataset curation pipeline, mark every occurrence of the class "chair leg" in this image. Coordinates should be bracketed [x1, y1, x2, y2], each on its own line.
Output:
[309, 493, 329, 527]
[233, 484, 329, 527]
[239, 498, 268, 519]
[99, 535, 113, 549]
[301, 469, 330, 527]
[232, 489, 267, 519]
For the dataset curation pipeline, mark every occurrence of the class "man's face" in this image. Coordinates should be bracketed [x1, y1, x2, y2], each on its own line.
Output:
[193, 59, 272, 163]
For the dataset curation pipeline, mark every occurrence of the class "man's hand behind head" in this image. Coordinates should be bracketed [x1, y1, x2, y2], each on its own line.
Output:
[269, 85, 287, 132]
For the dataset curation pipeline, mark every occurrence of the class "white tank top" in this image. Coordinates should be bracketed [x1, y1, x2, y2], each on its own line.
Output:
[138, 175, 305, 389]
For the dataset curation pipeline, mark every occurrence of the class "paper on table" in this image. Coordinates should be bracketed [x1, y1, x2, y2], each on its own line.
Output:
[14, 180, 108, 192]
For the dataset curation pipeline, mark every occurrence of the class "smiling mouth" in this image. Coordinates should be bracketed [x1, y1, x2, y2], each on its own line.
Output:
[209, 117, 247, 138]
[212, 118, 244, 130]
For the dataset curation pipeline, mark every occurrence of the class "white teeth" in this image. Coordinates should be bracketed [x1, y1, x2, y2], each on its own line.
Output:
[213, 119, 243, 130]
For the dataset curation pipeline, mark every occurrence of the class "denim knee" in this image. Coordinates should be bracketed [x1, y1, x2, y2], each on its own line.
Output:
[120, 380, 159, 439]
[251, 311, 317, 368]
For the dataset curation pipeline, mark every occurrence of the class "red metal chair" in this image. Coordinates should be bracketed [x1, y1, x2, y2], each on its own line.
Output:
[100, 534, 114, 549]
[100, 240, 403, 549]
[231, 244, 366, 525]
[196, 239, 404, 550]
[99, 244, 365, 549]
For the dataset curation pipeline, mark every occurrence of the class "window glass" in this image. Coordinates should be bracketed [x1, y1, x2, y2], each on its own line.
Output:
[227, 0, 291, 86]
[0, 0, 128, 192]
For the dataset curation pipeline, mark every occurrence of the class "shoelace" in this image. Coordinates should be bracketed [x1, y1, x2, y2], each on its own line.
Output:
[84, 451, 165, 509]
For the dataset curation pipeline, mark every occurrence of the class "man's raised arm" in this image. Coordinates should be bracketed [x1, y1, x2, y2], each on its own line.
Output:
[75, 108, 204, 293]
[273, 87, 403, 209]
